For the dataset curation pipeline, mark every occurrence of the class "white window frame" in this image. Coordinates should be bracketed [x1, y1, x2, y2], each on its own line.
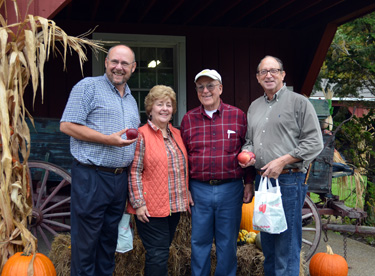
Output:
[92, 33, 186, 125]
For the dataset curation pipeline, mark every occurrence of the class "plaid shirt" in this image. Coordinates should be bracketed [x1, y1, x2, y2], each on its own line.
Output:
[61, 74, 140, 167]
[180, 100, 254, 183]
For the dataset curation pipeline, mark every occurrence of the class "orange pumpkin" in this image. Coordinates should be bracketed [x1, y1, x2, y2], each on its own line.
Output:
[1, 252, 56, 276]
[309, 245, 348, 276]
[239, 198, 259, 233]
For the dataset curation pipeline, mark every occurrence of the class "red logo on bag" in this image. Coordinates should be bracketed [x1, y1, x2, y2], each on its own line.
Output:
[259, 203, 266, 213]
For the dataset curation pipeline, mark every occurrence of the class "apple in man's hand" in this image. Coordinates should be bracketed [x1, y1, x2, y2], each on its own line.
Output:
[237, 151, 256, 164]
[125, 128, 138, 140]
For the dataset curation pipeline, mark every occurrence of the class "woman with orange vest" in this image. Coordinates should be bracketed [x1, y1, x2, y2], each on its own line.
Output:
[127, 85, 192, 276]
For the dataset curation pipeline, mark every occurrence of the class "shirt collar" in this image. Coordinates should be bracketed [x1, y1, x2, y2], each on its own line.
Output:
[263, 84, 287, 103]
[103, 73, 130, 96]
[199, 99, 223, 118]
[147, 120, 171, 134]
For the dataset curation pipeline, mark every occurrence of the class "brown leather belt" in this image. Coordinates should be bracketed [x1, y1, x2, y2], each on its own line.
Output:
[257, 168, 300, 175]
[194, 178, 239, 185]
[75, 159, 128, 174]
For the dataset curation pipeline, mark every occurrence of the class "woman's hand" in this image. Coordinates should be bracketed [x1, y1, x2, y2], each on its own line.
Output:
[136, 206, 150, 223]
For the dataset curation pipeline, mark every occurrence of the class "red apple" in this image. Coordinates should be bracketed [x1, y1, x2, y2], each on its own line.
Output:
[248, 152, 256, 160]
[238, 152, 250, 164]
[126, 128, 138, 140]
[237, 151, 256, 164]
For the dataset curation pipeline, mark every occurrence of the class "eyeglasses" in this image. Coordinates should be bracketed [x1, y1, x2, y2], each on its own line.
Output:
[257, 68, 282, 76]
[195, 83, 221, 92]
[109, 59, 135, 68]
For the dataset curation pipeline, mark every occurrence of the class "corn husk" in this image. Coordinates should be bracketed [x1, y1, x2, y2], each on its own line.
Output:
[0, 0, 109, 272]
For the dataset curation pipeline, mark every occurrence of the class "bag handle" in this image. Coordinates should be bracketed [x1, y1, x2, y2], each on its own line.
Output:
[259, 176, 269, 192]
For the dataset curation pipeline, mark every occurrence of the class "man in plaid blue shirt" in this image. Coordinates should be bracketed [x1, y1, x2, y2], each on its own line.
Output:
[60, 45, 140, 276]
[180, 69, 255, 276]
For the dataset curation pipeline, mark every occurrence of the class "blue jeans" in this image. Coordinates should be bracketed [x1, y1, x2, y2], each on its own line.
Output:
[190, 179, 243, 276]
[255, 172, 308, 276]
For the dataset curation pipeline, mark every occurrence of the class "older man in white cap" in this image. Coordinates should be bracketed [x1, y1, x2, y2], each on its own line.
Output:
[180, 69, 255, 276]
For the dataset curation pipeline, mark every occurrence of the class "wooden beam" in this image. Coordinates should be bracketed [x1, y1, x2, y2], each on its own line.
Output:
[300, 23, 337, 97]
[91, 0, 101, 21]
[138, 0, 157, 23]
[161, 0, 185, 23]
[228, 0, 268, 26]
[115, 0, 131, 22]
[269, 0, 324, 28]
[183, 0, 215, 25]
[206, 0, 243, 25]
[247, 0, 296, 27]
[4, 0, 71, 24]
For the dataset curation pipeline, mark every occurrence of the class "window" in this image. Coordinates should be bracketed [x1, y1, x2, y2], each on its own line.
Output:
[92, 33, 186, 126]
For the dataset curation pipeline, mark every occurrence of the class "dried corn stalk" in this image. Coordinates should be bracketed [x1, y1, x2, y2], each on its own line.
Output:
[0, 0, 108, 272]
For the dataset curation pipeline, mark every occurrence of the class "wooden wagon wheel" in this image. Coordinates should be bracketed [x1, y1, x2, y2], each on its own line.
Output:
[301, 195, 321, 261]
[27, 160, 71, 250]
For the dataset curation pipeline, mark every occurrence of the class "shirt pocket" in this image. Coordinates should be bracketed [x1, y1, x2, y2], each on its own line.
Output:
[224, 130, 240, 153]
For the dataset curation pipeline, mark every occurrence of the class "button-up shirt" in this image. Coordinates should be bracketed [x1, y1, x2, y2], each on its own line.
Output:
[61, 74, 140, 168]
[180, 100, 253, 182]
[128, 121, 188, 212]
[242, 85, 323, 172]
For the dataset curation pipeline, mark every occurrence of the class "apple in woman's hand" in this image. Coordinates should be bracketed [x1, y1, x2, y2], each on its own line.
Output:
[237, 151, 256, 164]
[126, 128, 138, 139]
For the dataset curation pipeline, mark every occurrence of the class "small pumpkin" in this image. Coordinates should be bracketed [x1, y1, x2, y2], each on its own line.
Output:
[239, 198, 259, 234]
[309, 245, 348, 276]
[1, 252, 56, 276]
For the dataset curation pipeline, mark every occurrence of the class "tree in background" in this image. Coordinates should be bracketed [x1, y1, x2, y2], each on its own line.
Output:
[315, 12, 375, 98]
[314, 12, 375, 226]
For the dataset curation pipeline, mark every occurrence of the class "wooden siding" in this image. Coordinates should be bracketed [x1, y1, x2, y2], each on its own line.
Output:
[24, 21, 318, 119]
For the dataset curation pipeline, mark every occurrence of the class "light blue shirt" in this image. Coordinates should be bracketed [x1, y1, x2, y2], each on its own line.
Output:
[61, 74, 140, 167]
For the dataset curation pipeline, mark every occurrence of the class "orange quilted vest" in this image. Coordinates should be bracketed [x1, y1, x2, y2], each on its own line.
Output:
[127, 123, 189, 217]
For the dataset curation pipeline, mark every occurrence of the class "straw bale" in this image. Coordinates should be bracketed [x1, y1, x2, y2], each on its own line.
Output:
[49, 213, 305, 275]
[49, 234, 71, 276]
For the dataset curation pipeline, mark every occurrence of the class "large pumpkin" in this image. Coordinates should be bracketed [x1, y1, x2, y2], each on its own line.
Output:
[309, 245, 348, 276]
[239, 198, 259, 234]
[1, 252, 56, 276]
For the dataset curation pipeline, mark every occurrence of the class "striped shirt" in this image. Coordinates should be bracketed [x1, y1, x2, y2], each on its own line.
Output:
[180, 100, 254, 182]
[60, 74, 140, 167]
[128, 121, 188, 212]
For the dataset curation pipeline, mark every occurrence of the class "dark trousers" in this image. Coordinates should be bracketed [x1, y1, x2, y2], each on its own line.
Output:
[135, 212, 181, 276]
[70, 161, 128, 276]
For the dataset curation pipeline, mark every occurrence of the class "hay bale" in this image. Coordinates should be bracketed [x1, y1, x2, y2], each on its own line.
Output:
[49, 233, 71, 276]
[49, 213, 305, 275]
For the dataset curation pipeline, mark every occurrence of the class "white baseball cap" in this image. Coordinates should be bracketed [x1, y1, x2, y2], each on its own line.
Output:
[194, 69, 222, 83]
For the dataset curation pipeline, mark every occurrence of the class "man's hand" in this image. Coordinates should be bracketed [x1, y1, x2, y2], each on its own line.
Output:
[243, 184, 254, 203]
[260, 154, 300, 179]
[238, 150, 256, 168]
[60, 122, 137, 147]
[107, 129, 137, 147]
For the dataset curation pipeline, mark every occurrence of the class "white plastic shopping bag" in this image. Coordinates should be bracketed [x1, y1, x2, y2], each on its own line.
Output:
[116, 213, 134, 253]
[252, 176, 287, 234]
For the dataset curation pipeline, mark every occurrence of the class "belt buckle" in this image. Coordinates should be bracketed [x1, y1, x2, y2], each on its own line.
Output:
[209, 180, 219, 185]
[114, 168, 123, 174]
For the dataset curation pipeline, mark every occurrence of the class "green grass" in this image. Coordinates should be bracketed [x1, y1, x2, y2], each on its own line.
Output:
[309, 175, 367, 209]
